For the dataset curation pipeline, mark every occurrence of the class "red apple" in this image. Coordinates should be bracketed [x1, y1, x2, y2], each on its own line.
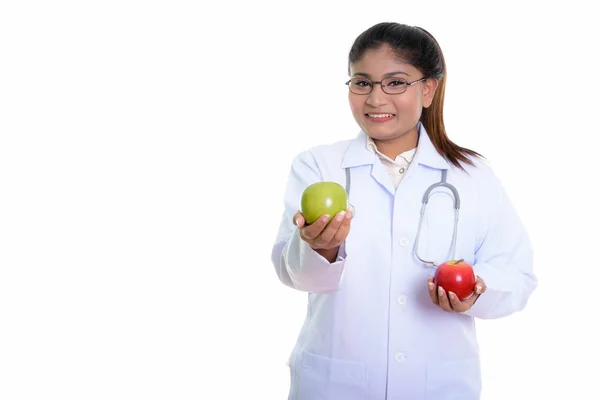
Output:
[433, 259, 476, 301]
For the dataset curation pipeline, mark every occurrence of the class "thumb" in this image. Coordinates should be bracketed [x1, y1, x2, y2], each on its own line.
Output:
[293, 212, 305, 227]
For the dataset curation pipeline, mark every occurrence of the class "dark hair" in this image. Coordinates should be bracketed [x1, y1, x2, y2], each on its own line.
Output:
[348, 22, 483, 170]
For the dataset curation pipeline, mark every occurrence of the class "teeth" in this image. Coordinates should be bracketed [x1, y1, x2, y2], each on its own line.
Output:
[368, 114, 394, 118]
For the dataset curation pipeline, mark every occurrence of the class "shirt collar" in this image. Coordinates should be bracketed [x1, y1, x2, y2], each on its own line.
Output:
[341, 123, 450, 170]
[366, 135, 416, 164]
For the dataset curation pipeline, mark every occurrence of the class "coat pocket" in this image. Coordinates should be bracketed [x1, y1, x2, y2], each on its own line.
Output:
[425, 357, 482, 400]
[294, 351, 367, 400]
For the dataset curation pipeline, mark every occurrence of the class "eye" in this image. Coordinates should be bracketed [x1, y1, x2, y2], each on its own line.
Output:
[386, 79, 407, 87]
[352, 79, 372, 87]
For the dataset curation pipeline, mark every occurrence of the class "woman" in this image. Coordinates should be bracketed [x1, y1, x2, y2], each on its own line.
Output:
[271, 22, 537, 400]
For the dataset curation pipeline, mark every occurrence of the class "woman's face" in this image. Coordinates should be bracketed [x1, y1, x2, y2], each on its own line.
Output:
[348, 45, 437, 144]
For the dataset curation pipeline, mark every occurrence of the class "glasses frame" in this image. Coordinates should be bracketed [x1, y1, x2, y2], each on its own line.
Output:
[345, 76, 428, 95]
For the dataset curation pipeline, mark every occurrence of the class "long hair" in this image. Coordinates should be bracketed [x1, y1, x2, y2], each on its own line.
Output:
[348, 22, 483, 170]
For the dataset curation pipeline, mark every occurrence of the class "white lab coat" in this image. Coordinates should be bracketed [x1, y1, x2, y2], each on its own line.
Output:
[271, 125, 537, 400]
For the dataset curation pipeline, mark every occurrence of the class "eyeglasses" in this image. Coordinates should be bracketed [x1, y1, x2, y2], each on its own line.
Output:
[345, 76, 427, 95]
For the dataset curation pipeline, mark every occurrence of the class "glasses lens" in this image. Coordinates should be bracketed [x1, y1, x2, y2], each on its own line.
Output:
[382, 77, 408, 94]
[348, 78, 372, 94]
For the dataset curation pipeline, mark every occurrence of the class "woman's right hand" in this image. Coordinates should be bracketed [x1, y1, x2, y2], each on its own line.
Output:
[293, 209, 353, 257]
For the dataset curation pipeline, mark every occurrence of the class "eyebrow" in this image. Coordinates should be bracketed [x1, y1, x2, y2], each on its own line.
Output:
[353, 71, 410, 78]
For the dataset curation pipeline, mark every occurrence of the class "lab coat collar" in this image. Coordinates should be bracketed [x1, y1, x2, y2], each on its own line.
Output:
[413, 123, 450, 170]
[340, 131, 378, 169]
[341, 123, 450, 170]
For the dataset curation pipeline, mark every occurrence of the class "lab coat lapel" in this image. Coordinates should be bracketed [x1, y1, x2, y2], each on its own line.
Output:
[341, 131, 396, 196]
[412, 125, 450, 171]
[370, 160, 396, 196]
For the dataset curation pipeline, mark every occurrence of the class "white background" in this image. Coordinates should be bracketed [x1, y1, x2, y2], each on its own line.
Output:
[1, 1, 598, 399]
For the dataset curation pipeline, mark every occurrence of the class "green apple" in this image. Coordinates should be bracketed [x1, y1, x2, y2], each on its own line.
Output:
[300, 181, 348, 225]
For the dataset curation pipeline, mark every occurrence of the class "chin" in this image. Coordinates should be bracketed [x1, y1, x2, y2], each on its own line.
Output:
[362, 125, 398, 138]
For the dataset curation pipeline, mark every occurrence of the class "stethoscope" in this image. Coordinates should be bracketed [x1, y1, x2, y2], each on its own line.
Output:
[344, 167, 460, 268]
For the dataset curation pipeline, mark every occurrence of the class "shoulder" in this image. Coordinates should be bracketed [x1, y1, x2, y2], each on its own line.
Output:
[453, 154, 512, 218]
[293, 138, 355, 166]
[456, 154, 500, 184]
[449, 154, 507, 204]
[308, 137, 354, 158]
[287, 137, 356, 184]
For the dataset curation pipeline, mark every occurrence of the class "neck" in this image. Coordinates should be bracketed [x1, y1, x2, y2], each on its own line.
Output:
[373, 127, 419, 159]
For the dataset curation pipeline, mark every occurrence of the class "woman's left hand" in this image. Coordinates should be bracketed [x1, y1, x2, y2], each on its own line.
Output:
[427, 276, 487, 313]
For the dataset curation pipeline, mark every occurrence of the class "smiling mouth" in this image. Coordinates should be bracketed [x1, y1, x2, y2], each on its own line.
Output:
[366, 113, 396, 118]
[365, 113, 396, 122]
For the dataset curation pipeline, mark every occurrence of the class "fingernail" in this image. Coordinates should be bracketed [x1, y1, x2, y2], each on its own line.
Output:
[438, 286, 444, 296]
[428, 282, 434, 290]
[449, 292, 456, 300]
[336, 211, 345, 222]
[321, 215, 330, 223]
[476, 285, 482, 294]
[346, 210, 353, 219]
[295, 217, 299, 226]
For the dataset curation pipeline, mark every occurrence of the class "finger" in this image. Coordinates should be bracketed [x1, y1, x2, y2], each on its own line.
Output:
[437, 286, 453, 312]
[293, 211, 305, 228]
[316, 211, 347, 246]
[347, 204, 356, 218]
[427, 277, 438, 305]
[344, 208, 353, 220]
[301, 214, 330, 240]
[464, 278, 486, 308]
[475, 277, 486, 294]
[448, 291, 467, 312]
[331, 211, 353, 244]
[475, 284, 483, 295]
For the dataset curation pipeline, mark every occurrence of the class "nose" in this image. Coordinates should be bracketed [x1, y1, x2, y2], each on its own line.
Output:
[366, 83, 388, 107]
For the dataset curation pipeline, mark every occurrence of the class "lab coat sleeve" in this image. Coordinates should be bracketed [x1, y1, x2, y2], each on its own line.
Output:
[270, 150, 347, 294]
[463, 174, 538, 319]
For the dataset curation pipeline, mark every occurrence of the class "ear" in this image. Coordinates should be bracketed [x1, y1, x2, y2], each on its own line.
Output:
[422, 78, 439, 108]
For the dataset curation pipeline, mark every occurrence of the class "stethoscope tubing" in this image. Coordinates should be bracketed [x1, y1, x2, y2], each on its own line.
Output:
[345, 167, 460, 268]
